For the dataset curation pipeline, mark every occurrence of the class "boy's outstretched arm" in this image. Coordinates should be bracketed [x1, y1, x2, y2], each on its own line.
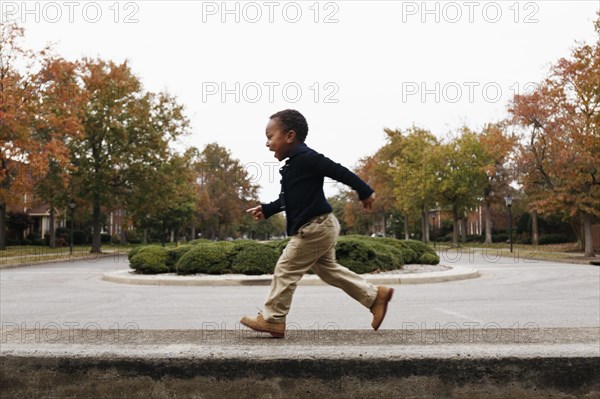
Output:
[308, 152, 375, 205]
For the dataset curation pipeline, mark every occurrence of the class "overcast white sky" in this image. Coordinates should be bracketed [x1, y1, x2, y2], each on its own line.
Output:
[4, 0, 599, 202]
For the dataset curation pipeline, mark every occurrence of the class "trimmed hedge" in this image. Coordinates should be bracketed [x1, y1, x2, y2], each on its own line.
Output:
[373, 237, 418, 264]
[129, 246, 168, 274]
[166, 245, 194, 272]
[343, 235, 440, 266]
[230, 241, 279, 275]
[176, 244, 232, 275]
[337, 237, 404, 271]
[129, 235, 439, 275]
[538, 234, 572, 245]
[127, 245, 162, 269]
[335, 237, 379, 274]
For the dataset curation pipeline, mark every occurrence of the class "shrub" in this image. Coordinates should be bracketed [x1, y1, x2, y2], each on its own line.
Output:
[373, 237, 418, 264]
[125, 230, 142, 244]
[26, 232, 40, 241]
[230, 242, 279, 275]
[128, 245, 146, 262]
[493, 233, 509, 243]
[100, 233, 112, 243]
[129, 246, 168, 274]
[398, 239, 436, 259]
[166, 245, 194, 272]
[466, 234, 483, 243]
[73, 230, 88, 245]
[128, 245, 165, 263]
[264, 238, 290, 255]
[538, 234, 572, 245]
[176, 243, 231, 275]
[419, 253, 440, 265]
[335, 237, 379, 274]
[517, 233, 532, 245]
[32, 238, 46, 246]
[362, 236, 439, 266]
[343, 237, 404, 270]
[440, 233, 454, 242]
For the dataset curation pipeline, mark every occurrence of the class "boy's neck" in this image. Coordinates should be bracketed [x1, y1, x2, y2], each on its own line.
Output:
[284, 141, 303, 160]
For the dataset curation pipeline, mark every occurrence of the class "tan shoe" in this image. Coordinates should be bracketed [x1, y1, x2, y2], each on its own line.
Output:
[370, 286, 394, 331]
[240, 313, 286, 338]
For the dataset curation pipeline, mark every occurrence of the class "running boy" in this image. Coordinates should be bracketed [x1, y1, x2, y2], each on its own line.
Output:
[241, 109, 394, 338]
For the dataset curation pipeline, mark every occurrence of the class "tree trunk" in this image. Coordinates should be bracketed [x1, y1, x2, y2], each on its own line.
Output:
[191, 224, 196, 240]
[143, 228, 148, 245]
[381, 214, 386, 237]
[49, 206, 56, 248]
[422, 210, 430, 243]
[484, 200, 492, 244]
[404, 214, 409, 240]
[578, 213, 585, 251]
[0, 202, 5, 250]
[461, 214, 467, 243]
[531, 208, 539, 246]
[452, 207, 459, 247]
[583, 212, 595, 257]
[91, 202, 102, 253]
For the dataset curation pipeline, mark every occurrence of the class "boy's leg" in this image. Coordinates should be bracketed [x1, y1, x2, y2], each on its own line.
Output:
[311, 246, 378, 309]
[311, 214, 393, 330]
[263, 216, 335, 323]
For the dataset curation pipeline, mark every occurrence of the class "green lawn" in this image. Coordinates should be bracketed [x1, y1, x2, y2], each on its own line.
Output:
[430, 242, 596, 264]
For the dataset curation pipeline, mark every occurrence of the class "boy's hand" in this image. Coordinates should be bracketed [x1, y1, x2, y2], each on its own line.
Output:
[361, 193, 375, 211]
[246, 205, 265, 220]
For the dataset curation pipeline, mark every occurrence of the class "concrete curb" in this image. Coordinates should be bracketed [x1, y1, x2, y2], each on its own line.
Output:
[1, 354, 598, 398]
[1, 328, 597, 398]
[101, 266, 480, 286]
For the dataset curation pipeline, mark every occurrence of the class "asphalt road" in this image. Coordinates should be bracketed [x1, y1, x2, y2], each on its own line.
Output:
[1, 249, 599, 333]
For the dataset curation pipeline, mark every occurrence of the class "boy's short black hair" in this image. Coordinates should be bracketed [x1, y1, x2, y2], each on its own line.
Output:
[270, 109, 309, 142]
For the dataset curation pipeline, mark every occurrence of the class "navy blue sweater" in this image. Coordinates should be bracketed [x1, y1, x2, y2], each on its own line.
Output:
[261, 143, 374, 236]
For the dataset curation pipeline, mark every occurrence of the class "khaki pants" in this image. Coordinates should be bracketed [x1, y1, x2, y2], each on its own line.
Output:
[263, 213, 378, 323]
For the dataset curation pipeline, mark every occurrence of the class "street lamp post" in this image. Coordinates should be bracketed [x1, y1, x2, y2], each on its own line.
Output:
[504, 195, 513, 253]
[143, 214, 151, 245]
[68, 201, 76, 255]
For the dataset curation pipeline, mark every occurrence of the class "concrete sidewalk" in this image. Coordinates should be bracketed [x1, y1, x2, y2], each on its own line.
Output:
[101, 265, 480, 286]
[1, 327, 598, 398]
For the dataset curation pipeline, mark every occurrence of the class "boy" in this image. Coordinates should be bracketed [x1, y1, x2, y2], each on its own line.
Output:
[242, 109, 394, 338]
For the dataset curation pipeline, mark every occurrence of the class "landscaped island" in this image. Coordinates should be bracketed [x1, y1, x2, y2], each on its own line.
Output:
[127, 236, 440, 275]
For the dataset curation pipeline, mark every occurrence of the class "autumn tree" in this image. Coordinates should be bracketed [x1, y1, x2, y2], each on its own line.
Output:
[0, 21, 50, 249]
[30, 58, 85, 247]
[353, 150, 396, 236]
[71, 59, 190, 253]
[510, 15, 599, 257]
[478, 123, 516, 244]
[192, 143, 259, 239]
[383, 127, 440, 242]
[436, 130, 489, 246]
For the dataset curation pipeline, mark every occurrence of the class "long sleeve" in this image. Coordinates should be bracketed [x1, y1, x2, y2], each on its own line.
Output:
[307, 152, 374, 200]
[261, 197, 283, 219]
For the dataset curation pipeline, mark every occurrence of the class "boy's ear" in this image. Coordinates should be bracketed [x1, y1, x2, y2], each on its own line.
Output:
[286, 130, 297, 143]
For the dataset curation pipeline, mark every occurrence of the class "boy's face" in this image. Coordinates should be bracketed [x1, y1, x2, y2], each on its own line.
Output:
[265, 118, 297, 161]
